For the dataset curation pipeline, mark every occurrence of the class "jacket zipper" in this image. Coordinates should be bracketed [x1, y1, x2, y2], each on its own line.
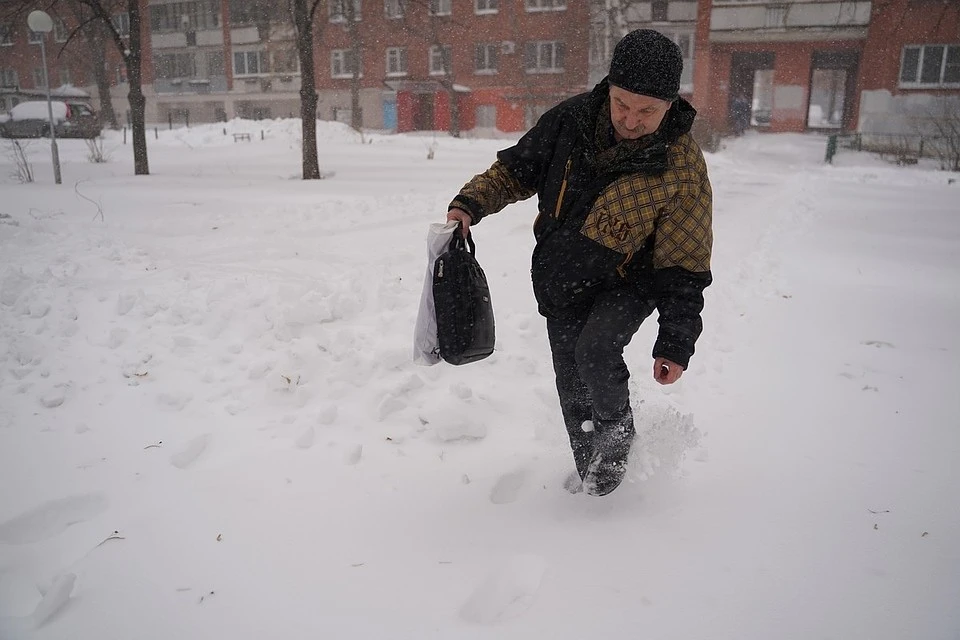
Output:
[553, 157, 572, 219]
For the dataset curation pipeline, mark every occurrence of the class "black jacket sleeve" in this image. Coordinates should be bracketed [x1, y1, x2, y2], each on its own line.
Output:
[449, 102, 572, 223]
[652, 267, 712, 368]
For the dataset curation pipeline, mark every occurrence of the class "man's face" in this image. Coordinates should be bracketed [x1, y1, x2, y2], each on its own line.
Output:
[609, 85, 672, 141]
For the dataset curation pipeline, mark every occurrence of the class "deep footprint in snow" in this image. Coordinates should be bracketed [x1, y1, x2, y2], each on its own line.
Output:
[460, 554, 547, 624]
[0, 494, 108, 544]
[170, 434, 210, 469]
[489, 469, 528, 504]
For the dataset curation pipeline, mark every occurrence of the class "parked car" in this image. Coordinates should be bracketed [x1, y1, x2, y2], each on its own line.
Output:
[0, 100, 101, 139]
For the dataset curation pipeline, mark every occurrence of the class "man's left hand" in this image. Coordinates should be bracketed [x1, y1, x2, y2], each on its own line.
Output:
[654, 357, 684, 385]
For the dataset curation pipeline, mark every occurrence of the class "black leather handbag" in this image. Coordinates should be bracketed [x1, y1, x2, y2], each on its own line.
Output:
[432, 230, 495, 365]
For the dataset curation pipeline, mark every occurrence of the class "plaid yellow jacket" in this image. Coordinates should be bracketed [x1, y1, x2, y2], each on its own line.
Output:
[450, 82, 713, 366]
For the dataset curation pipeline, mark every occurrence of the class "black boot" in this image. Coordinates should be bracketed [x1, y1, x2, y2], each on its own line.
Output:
[583, 417, 634, 497]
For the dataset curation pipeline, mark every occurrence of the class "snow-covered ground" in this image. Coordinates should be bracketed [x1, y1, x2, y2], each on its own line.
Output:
[1, 120, 958, 639]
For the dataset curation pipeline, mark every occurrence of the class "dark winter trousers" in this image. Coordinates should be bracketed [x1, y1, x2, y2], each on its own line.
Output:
[546, 286, 656, 478]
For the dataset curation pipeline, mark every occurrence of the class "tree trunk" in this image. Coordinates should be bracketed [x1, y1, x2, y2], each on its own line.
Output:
[127, 0, 149, 175]
[448, 89, 460, 138]
[347, 6, 362, 132]
[91, 24, 118, 129]
[293, 0, 321, 179]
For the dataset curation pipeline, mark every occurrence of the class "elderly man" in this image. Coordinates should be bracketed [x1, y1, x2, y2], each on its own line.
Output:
[446, 29, 713, 496]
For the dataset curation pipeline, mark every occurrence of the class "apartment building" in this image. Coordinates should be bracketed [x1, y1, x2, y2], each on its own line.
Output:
[321, 0, 588, 132]
[134, 0, 589, 132]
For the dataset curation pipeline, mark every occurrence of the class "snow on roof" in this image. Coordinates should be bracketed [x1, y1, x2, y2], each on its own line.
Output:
[51, 84, 91, 98]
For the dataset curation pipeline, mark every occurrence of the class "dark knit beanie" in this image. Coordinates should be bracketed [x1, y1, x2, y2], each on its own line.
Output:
[608, 29, 683, 102]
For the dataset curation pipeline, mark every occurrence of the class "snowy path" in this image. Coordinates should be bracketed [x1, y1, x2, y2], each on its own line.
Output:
[1, 125, 958, 639]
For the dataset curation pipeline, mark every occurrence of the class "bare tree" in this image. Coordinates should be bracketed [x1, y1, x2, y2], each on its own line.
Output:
[400, 0, 467, 137]
[922, 101, 960, 172]
[231, 0, 326, 178]
[64, 0, 149, 174]
[1, 0, 144, 170]
[291, 0, 324, 179]
[342, 0, 363, 132]
[64, 0, 118, 129]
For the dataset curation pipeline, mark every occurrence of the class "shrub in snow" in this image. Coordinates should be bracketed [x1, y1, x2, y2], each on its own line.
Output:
[5, 140, 34, 183]
[86, 137, 109, 163]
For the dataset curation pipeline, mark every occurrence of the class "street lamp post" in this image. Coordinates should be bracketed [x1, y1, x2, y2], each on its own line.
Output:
[27, 10, 62, 185]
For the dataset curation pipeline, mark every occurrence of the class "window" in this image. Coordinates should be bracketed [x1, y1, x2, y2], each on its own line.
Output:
[900, 44, 960, 87]
[150, 1, 221, 33]
[476, 0, 498, 13]
[54, 19, 69, 43]
[0, 26, 13, 46]
[330, 0, 362, 22]
[525, 0, 565, 11]
[1, 69, 17, 87]
[525, 41, 565, 73]
[765, 5, 787, 28]
[384, 0, 404, 18]
[332, 49, 360, 78]
[113, 13, 131, 37]
[429, 45, 452, 75]
[59, 67, 72, 86]
[33, 67, 47, 88]
[429, 0, 451, 16]
[233, 50, 266, 76]
[29, 30, 43, 44]
[386, 47, 407, 76]
[156, 52, 198, 78]
[475, 43, 498, 73]
[651, 0, 668, 22]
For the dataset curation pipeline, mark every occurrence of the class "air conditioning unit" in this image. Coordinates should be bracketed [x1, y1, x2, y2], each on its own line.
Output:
[500, 41, 516, 55]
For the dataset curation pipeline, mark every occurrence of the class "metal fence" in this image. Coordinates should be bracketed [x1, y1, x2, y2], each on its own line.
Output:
[826, 132, 959, 170]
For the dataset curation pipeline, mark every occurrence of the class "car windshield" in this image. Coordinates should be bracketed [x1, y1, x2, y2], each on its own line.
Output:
[71, 104, 94, 116]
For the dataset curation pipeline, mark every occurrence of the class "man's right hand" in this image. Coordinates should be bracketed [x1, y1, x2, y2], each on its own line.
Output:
[446, 208, 472, 237]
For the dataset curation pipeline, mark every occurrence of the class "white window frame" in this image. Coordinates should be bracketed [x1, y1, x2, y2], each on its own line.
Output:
[429, 44, 452, 76]
[475, 43, 498, 74]
[525, 41, 565, 74]
[330, 0, 362, 23]
[54, 19, 69, 43]
[899, 44, 960, 88]
[384, 0, 404, 19]
[59, 67, 72, 86]
[33, 67, 47, 88]
[386, 47, 408, 77]
[1, 69, 18, 87]
[331, 49, 361, 78]
[113, 12, 131, 37]
[28, 30, 43, 44]
[525, 0, 566, 12]
[233, 50, 267, 77]
[429, 0, 452, 16]
[0, 26, 13, 46]
[475, 0, 498, 14]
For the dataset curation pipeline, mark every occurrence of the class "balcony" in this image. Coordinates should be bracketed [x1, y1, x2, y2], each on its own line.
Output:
[711, 1, 871, 42]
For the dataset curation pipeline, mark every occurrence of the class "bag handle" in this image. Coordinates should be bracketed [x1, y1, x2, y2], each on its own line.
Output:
[450, 223, 476, 256]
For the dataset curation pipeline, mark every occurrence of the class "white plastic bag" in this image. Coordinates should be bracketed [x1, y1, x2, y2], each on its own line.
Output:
[413, 221, 459, 365]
